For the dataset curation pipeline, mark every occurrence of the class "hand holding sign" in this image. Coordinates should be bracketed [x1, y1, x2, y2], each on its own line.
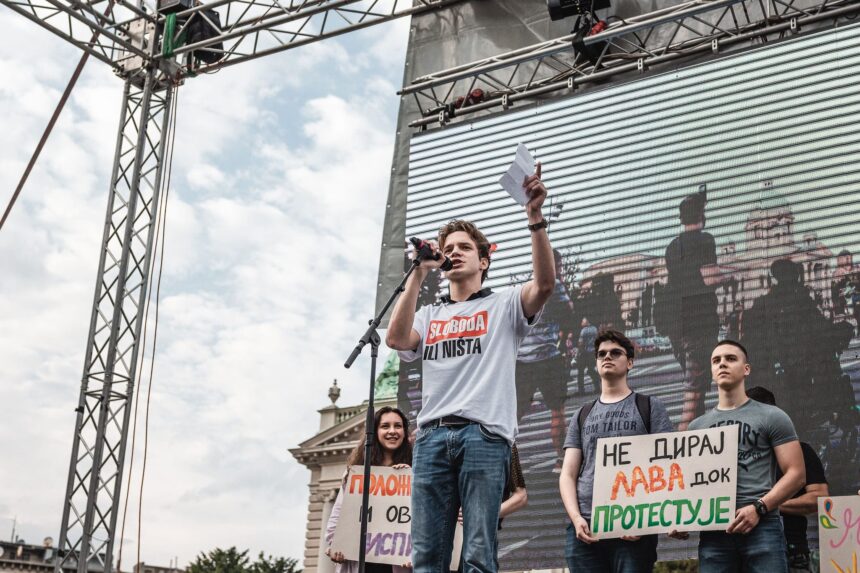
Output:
[573, 515, 598, 544]
[325, 548, 345, 564]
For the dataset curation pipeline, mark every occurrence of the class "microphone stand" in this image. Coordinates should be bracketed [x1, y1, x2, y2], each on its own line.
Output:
[343, 257, 422, 573]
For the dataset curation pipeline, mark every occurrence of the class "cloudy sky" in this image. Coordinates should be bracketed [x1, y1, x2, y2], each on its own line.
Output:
[0, 10, 410, 568]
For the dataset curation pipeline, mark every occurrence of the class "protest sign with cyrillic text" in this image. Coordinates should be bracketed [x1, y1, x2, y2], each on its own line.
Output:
[330, 466, 461, 566]
[590, 425, 738, 539]
[818, 495, 860, 573]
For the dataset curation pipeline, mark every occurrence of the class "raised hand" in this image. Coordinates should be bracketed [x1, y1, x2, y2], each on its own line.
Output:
[523, 161, 547, 215]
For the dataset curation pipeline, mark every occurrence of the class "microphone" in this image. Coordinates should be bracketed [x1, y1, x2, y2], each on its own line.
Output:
[409, 237, 453, 271]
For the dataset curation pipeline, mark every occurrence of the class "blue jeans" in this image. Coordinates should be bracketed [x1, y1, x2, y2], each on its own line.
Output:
[411, 423, 510, 573]
[565, 523, 658, 573]
[699, 515, 788, 573]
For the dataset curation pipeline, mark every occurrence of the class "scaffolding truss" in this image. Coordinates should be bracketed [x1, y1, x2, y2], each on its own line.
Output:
[165, 0, 463, 75]
[56, 68, 174, 573]
[0, 0, 462, 79]
[401, 0, 860, 128]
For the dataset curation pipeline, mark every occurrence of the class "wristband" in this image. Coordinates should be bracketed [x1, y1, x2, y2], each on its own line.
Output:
[528, 219, 548, 232]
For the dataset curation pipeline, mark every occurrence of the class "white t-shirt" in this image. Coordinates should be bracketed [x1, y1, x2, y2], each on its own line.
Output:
[398, 285, 537, 444]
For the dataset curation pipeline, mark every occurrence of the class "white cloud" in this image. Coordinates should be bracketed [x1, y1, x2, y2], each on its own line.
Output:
[1, 8, 410, 568]
[187, 164, 226, 190]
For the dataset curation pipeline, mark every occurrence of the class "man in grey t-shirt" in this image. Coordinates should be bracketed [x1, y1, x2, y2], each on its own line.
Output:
[676, 340, 805, 573]
[559, 329, 673, 573]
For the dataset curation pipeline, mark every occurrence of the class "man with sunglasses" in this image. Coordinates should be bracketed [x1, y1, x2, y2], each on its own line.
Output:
[559, 329, 673, 573]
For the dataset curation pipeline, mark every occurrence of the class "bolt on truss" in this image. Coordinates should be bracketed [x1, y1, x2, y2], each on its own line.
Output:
[401, 0, 860, 128]
[55, 67, 175, 573]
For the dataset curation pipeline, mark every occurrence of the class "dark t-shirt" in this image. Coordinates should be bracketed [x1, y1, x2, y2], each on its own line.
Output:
[778, 441, 827, 552]
[664, 229, 719, 336]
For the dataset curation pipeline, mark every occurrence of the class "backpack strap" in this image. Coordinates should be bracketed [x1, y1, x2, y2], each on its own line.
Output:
[635, 392, 652, 434]
[576, 399, 599, 477]
[577, 399, 599, 435]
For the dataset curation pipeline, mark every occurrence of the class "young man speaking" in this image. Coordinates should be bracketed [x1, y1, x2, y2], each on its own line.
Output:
[386, 164, 555, 573]
[680, 340, 806, 572]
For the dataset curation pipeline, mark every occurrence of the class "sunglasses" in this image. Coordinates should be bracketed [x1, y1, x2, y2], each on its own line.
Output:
[597, 348, 628, 360]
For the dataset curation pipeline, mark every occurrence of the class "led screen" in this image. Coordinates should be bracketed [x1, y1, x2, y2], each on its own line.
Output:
[397, 24, 860, 567]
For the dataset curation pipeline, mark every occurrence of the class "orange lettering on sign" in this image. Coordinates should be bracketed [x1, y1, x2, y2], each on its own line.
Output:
[611, 471, 633, 500]
[347, 472, 412, 496]
[630, 466, 650, 496]
[610, 464, 682, 500]
[668, 463, 685, 491]
[649, 465, 667, 492]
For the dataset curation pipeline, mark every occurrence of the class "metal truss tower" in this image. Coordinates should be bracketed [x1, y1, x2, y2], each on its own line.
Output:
[1, 0, 857, 571]
[57, 68, 174, 573]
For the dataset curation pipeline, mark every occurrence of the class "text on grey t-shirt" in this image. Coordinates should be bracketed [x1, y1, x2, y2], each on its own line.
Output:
[688, 398, 797, 508]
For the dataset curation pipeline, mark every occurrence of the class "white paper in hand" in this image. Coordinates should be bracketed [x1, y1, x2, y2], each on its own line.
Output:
[498, 143, 535, 205]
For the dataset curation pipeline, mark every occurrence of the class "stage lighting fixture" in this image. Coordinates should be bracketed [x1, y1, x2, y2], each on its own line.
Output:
[158, 0, 225, 65]
[185, 8, 224, 63]
[547, 0, 610, 21]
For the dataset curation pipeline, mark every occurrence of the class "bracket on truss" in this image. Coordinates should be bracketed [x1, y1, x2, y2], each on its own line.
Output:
[116, 17, 184, 90]
[117, 18, 153, 77]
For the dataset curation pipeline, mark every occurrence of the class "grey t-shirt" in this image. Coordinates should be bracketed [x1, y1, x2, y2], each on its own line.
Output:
[689, 398, 798, 508]
[564, 392, 673, 519]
